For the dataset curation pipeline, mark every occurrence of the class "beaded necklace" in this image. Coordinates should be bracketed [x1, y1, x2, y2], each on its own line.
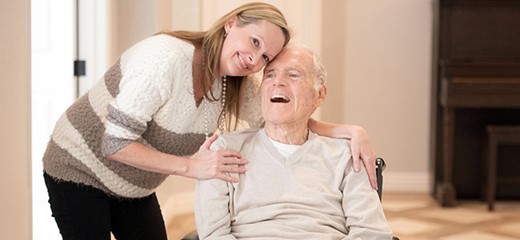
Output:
[203, 75, 227, 139]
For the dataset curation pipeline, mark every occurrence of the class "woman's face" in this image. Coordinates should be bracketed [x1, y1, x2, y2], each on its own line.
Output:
[220, 18, 286, 77]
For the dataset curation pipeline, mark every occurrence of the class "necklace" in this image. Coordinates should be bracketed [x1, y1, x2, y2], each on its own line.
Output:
[203, 75, 227, 139]
[220, 75, 227, 132]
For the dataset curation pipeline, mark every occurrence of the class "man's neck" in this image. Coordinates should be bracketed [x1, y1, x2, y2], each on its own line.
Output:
[264, 123, 309, 145]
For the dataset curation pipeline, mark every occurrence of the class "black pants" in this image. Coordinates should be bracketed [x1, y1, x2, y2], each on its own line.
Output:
[44, 172, 167, 240]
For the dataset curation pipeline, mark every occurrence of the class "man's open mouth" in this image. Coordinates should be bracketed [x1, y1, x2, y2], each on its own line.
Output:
[270, 94, 290, 103]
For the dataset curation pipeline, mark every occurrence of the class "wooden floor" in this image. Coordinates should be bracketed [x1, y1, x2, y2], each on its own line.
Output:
[166, 192, 520, 240]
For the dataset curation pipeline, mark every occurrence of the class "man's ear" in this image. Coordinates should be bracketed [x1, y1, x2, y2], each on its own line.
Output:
[318, 85, 327, 102]
[224, 16, 237, 33]
[313, 85, 327, 110]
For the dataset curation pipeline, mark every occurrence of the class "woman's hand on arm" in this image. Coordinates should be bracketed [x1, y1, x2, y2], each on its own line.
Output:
[106, 135, 247, 182]
[308, 118, 378, 189]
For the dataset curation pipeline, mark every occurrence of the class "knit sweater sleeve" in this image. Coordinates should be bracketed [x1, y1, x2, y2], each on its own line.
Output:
[102, 35, 189, 156]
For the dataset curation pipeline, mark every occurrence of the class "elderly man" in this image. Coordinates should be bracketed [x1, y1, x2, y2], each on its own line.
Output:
[195, 44, 393, 239]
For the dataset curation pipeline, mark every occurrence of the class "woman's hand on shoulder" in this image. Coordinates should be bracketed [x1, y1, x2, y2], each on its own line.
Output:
[348, 125, 378, 190]
[188, 135, 248, 182]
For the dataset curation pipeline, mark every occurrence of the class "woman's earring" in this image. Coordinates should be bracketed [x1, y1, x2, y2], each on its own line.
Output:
[224, 32, 228, 38]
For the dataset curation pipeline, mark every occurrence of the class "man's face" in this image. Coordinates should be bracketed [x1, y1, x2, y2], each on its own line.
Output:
[260, 47, 324, 126]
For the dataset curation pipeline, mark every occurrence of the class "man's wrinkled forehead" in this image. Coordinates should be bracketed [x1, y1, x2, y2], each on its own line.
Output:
[264, 49, 309, 73]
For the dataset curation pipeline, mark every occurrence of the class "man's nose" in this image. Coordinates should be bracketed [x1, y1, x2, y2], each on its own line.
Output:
[272, 75, 285, 86]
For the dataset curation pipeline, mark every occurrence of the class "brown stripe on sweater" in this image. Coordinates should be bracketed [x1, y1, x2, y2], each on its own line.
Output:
[142, 120, 206, 156]
[43, 139, 162, 196]
[101, 104, 146, 156]
[104, 58, 122, 97]
[106, 104, 148, 137]
[101, 132, 134, 157]
[64, 94, 166, 189]
[102, 133, 169, 189]
[65, 94, 106, 158]
[43, 139, 111, 195]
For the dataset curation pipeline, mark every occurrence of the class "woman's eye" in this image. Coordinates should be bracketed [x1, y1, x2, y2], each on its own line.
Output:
[262, 55, 270, 63]
[252, 38, 260, 47]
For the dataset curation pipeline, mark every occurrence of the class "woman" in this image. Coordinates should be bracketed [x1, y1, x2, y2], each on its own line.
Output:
[42, 2, 376, 240]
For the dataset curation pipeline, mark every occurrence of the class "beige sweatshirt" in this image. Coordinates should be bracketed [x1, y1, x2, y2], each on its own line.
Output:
[195, 129, 393, 240]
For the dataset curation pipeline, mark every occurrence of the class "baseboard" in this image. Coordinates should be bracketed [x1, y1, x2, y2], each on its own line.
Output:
[382, 171, 431, 193]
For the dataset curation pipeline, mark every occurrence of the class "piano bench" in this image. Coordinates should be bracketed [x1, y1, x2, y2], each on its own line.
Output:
[484, 125, 520, 211]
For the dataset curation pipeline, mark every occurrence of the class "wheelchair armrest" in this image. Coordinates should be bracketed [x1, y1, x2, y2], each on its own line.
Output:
[181, 230, 199, 240]
[376, 157, 385, 201]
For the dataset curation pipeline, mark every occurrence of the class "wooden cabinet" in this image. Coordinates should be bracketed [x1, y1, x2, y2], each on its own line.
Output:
[431, 0, 520, 206]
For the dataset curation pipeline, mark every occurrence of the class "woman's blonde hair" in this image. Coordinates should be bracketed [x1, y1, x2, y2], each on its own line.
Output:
[161, 2, 291, 131]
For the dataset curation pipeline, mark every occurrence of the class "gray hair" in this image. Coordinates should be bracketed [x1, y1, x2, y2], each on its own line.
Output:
[311, 50, 327, 92]
[285, 43, 327, 92]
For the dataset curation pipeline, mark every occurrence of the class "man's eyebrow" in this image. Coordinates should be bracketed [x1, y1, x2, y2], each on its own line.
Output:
[264, 67, 276, 74]
[265, 65, 304, 74]
[285, 66, 304, 73]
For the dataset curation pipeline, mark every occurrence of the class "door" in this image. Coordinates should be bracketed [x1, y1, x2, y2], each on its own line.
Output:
[31, 0, 107, 238]
[31, 0, 74, 239]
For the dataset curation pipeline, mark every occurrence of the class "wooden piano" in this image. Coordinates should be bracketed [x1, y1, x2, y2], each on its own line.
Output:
[432, 0, 520, 206]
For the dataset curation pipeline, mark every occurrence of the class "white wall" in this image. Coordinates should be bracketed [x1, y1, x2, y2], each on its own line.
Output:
[0, 0, 32, 239]
[322, 0, 434, 192]
[105, 0, 435, 225]
[0, 0, 435, 237]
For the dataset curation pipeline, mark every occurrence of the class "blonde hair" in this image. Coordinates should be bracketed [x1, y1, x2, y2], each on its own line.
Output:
[161, 2, 291, 131]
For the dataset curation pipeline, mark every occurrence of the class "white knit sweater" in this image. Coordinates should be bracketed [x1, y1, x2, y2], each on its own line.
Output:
[43, 34, 262, 198]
